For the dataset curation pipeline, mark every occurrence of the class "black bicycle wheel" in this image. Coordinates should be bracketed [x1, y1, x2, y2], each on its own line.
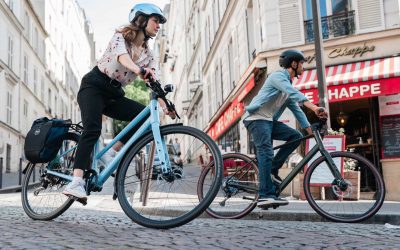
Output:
[117, 125, 223, 229]
[304, 151, 385, 223]
[198, 153, 259, 219]
[21, 132, 79, 220]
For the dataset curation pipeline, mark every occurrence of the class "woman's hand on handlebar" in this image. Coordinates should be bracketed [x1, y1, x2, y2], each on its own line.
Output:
[140, 67, 156, 81]
[163, 107, 176, 119]
[158, 98, 176, 119]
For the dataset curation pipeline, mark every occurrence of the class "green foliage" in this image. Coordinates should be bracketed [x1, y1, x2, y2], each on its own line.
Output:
[113, 79, 150, 135]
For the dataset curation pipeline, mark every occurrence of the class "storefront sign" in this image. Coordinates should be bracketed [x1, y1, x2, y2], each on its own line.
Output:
[208, 77, 255, 140]
[379, 94, 400, 116]
[301, 77, 400, 104]
[208, 101, 245, 140]
[305, 43, 375, 64]
[305, 135, 345, 185]
[237, 78, 255, 102]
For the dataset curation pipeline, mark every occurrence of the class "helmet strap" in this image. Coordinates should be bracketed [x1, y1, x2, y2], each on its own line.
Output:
[291, 62, 299, 78]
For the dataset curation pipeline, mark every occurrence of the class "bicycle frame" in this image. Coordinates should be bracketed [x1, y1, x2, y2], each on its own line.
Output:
[227, 129, 345, 195]
[46, 93, 172, 189]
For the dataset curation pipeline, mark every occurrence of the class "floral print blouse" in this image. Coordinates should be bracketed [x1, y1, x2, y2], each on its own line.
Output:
[97, 32, 158, 87]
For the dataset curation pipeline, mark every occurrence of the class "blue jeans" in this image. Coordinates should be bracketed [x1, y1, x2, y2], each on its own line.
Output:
[244, 120, 303, 198]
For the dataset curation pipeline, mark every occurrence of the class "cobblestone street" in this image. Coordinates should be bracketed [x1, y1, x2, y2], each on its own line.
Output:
[1, 201, 399, 249]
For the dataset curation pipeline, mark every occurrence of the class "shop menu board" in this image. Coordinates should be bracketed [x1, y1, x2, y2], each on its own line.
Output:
[305, 136, 345, 185]
[381, 115, 400, 158]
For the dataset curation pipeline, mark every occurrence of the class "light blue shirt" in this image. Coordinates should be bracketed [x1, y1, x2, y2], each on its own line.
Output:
[243, 69, 311, 129]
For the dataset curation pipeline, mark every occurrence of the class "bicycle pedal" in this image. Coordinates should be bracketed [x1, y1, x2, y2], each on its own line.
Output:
[66, 194, 87, 206]
[257, 204, 282, 210]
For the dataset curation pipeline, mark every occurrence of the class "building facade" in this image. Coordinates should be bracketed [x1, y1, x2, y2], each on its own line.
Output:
[161, 0, 400, 200]
[0, 0, 95, 173]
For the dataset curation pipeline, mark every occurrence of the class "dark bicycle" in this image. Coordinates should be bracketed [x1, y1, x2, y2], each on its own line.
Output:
[197, 118, 385, 223]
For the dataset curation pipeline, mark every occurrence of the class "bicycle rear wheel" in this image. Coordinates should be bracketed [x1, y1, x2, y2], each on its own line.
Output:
[304, 151, 385, 223]
[116, 125, 223, 229]
[198, 153, 259, 219]
[21, 132, 79, 220]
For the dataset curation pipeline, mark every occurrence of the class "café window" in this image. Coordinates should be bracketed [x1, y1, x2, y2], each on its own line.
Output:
[217, 122, 240, 153]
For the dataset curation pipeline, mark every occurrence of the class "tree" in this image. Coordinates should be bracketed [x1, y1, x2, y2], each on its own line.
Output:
[113, 78, 150, 135]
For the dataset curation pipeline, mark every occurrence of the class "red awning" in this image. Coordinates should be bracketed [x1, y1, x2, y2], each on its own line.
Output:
[293, 56, 400, 103]
[294, 56, 400, 90]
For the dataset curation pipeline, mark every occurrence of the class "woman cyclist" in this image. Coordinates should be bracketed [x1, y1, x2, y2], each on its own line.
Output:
[63, 3, 175, 201]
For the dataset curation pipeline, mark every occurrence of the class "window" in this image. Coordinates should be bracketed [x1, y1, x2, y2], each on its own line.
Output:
[6, 91, 12, 125]
[7, 35, 14, 69]
[23, 100, 28, 117]
[41, 77, 45, 102]
[34, 28, 39, 52]
[246, 1, 255, 63]
[33, 67, 38, 94]
[228, 39, 235, 89]
[25, 12, 31, 41]
[48, 89, 52, 112]
[54, 96, 58, 116]
[23, 54, 28, 84]
[304, 0, 353, 43]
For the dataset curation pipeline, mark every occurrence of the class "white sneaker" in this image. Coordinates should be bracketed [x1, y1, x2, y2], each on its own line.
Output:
[100, 148, 116, 167]
[63, 180, 87, 199]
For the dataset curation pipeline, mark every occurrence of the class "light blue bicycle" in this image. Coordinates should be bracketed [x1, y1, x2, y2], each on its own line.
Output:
[21, 79, 223, 229]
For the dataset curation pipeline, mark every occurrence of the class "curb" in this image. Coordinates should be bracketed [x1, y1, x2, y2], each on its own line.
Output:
[0, 183, 38, 194]
[233, 211, 400, 225]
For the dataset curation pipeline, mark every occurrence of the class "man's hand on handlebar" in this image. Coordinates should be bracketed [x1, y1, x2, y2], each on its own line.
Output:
[314, 107, 328, 119]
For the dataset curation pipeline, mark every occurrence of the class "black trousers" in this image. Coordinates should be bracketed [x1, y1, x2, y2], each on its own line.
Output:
[74, 66, 147, 171]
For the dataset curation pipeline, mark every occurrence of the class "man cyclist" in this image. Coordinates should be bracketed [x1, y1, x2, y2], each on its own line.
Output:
[243, 49, 327, 208]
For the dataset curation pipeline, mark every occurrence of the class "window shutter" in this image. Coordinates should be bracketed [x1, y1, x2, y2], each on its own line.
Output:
[356, 0, 384, 33]
[279, 0, 304, 46]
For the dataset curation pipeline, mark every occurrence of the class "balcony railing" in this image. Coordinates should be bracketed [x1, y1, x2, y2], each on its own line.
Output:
[304, 10, 355, 43]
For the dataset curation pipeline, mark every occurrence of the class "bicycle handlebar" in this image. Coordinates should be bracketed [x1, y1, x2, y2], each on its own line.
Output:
[146, 76, 181, 119]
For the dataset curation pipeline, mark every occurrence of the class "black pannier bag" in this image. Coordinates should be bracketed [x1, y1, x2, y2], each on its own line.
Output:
[24, 117, 72, 164]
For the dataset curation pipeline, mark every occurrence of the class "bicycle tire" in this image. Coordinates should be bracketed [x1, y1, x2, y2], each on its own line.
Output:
[304, 151, 385, 223]
[21, 132, 79, 220]
[116, 125, 223, 229]
[198, 153, 259, 219]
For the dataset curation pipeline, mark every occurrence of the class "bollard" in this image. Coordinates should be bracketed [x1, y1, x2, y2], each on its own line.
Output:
[19, 158, 23, 185]
[0, 157, 3, 189]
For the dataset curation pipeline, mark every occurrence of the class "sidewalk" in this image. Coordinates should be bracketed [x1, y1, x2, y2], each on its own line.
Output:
[1, 190, 399, 225]
[2, 174, 399, 225]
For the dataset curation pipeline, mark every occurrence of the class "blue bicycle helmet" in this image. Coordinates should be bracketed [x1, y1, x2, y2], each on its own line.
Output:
[129, 3, 167, 24]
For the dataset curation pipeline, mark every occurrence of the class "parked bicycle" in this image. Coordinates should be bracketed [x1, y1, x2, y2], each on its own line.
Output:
[197, 118, 385, 223]
[21, 78, 223, 229]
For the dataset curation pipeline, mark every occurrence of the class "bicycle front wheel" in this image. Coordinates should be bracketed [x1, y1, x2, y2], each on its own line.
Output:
[21, 132, 79, 220]
[198, 153, 259, 219]
[117, 125, 223, 229]
[304, 151, 385, 223]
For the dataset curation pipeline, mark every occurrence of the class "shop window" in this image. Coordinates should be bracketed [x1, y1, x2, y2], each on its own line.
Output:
[217, 122, 241, 153]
